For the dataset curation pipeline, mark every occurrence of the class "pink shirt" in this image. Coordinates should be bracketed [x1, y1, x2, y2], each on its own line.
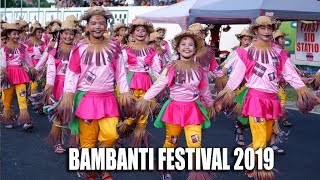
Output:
[122, 47, 162, 78]
[46, 49, 71, 86]
[64, 39, 129, 94]
[144, 64, 213, 106]
[26, 38, 46, 62]
[226, 44, 305, 93]
[1, 44, 33, 68]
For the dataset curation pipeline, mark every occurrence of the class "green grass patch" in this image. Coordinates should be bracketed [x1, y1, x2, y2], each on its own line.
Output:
[285, 86, 297, 102]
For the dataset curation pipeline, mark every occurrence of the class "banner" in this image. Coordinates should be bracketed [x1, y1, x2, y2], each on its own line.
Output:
[295, 21, 320, 62]
[279, 21, 296, 54]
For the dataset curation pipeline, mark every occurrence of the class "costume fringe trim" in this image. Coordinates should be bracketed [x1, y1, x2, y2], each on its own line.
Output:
[58, 92, 74, 125]
[215, 75, 228, 93]
[136, 98, 160, 117]
[118, 92, 135, 118]
[18, 108, 32, 124]
[128, 126, 151, 148]
[68, 133, 79, 148]
[196, 46, 215, 68]
[2, 109, 15, 124]
[45, 121, 62, 145]
[117, 121, 136, 139]
[214, 87, 235, 113]
[27, 36, 44, 46]
[296, 86, 318, 113]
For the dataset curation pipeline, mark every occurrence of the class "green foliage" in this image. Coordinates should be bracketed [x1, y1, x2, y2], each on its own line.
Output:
[0, 0, 54, 8]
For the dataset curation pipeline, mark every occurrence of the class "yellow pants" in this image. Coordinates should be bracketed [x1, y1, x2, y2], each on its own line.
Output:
[79, 117, 119, 148]
[124, 89, 148, 127]
[278, 87, 286, 106]
[249, 116, 274, 150]
[30, 81, 38, 94]
[163, 123, 202, 148]
[2, 84, 28, 110]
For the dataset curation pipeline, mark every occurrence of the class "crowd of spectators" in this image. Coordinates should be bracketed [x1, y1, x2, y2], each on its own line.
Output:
[55, 0, 184, 8]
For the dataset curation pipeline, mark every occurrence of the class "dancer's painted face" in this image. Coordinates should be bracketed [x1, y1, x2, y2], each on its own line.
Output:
[177, 36, 196, 59]
[61, 29, 75, 45]
[255, 25, 273, 42]
[87, 15, 107, 39]
[277, 36, 285, 47]
[35, 29, 43, 40]
[118, 27, 127, 36]
[128, 34, 135, 42]
[8, 30, 20, 43]
[240, 36, 253, 48]
[133, 26, 147, 41]
[157, 29, 165, 37]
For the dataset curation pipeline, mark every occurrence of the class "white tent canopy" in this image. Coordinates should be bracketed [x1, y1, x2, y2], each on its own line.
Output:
[136, 0, 196, 29]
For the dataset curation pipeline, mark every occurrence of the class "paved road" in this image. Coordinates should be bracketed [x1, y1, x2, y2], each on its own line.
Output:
[1, 108, 320, 180]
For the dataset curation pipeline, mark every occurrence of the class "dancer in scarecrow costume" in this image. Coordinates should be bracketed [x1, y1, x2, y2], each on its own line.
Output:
[26, 22, 46, 112]
[58, 6, 133, 179]
[188, 23, 227, 94]
[221, 29, 254, 147]
[44, 19, 77, 154]
[155, 27, 172, 60]
[137, 30, 215, 180]
[112, 22, 128, 45]
[18, 20, 30, 43]
[149, 31, 170, 68]
[272, 30, 293, 127]
[117, 18, 162, 148]
[214, 16, 318, 179]
[1, 23, 35, 130]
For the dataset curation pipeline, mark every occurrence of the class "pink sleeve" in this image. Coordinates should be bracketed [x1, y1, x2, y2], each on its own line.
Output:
[22, 45, 34, 67]
[151, 53, 162, 78]
[64, 47, 81, 93]
[46, 54, 56, 86]
[1, 48, 6, 68]
[164, 42, 172, 59]
[282, 59, 305, 90]
[68, 46, 81, 74]
[199, 79, 214, 106]
[64, 68, 79, 93]
[35, 51, 49, 71]
[226, 53, 246, 91]
[114, 54, 130, 93]
[144, 68, 169, 101]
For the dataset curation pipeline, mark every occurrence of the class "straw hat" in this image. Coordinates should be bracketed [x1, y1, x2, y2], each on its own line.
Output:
[49, 24, 61, 34]
[44, 21, 50, 28]
[171, 30, 204, 53]
[250, 16, 279, 31]
[66, 15, 80, 24]
[49, 19, 62, 27]
[60, 20, 77, 31]
[15, 20, 21, 25]
[273, 30, 288, 39]
[155, 27, 167, 34]
[19, 20, 29, 29]
[128, 18, 154, 34]
[113, 22, 127, 32]
[235, 29, 255, 39]
[1, 23, 22, 37]
[30, 22, 44, 34]
[188, 23, 205, 33]
[149, 32, 162, 42]
[81, 6, 113, 21]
